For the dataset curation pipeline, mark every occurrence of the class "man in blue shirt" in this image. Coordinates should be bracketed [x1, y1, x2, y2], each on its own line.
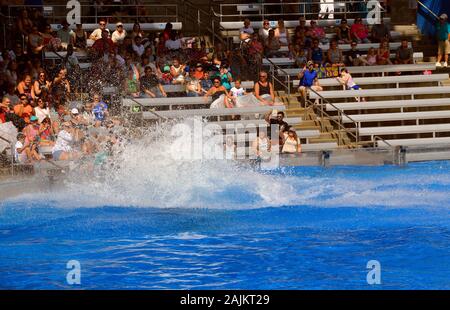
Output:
[92, 94, 108, 122]
[298, 61, 318, 105]
[436, 13, 450, 67]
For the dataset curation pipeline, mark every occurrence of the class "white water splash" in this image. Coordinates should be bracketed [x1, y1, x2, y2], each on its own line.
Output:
[3, 119, 450, 210]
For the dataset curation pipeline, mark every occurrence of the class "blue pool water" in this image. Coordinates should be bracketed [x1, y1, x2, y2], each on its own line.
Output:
[1, 161, 450, 289]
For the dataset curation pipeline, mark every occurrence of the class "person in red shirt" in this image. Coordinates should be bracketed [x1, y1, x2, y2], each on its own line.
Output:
[92, 29, 116, 58]
[0, 97, 11, 123]
[14, 94, 34, 124]
[351, 18, 370, 43]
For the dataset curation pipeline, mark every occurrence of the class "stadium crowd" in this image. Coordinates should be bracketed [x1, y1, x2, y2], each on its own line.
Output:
[0, 4, 432, 164]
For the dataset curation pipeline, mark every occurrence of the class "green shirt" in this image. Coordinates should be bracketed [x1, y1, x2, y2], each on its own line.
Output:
[436, 21, 450, 41]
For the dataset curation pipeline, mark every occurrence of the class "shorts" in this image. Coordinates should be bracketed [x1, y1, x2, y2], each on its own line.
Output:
[438, 40, 450, 55]
[52, 150, 64, 161]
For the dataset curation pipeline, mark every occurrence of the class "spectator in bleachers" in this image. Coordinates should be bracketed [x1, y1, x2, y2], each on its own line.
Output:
[254, 70, 279, 106]
[264, 109, 289, 145]
[219, 65, 233, 91]
[345, 42, 367, 66]
[90, 19, 110, 41]
[17, 74, 33, 101]
[240, 18, 254, 43]
[205, 77, 228, 109]
[326, 40, 344, 67]
[298, 61, 318, 105]
[38, 117, 55, 146]
[112, 22, 127, 45]
[259, 20, 272, 42]
[351, 17, 370, 43]
[264, 29, 282, 58]
[51, 68, 71, 106]
[14, 94, 34, 124]
[57, 20, 75, 50]
[395, 39, 414, 64]
[31, 69, 51, 101]
[12, 43, 30, 74]
[436, 14, 450, 68]
[130, 22, 144, 40]
[162, 22, 173, 42]
[92, 94, 108, 123]
[309, 20, 327, 44]
[4, 60, 18, 86]
[377, 40, 392, 65]
[336, 19, 352, 44]
[228, 79, 246, 108]
[252, 130, 271, 159]
[193, 63, 204, 80]
[292, 44, 308, 67]
[0, 98, 9, 124]
[295, 17, 309, 34]
[34, 97, 50, 123]
[124, 66, 141, 98]
[15, 132, 40, 163]
[28, 25, 45, 56]
[132, 35, 145, 57]
[92, 29, 116, 58]
[4, 84, 20, 107]
[292, 27, 307, 48]
[310, 39, 324, 65]
[370, 19, 391, 43]
[365, 47, 378, 66]
[16, 9, 33, 37]
[165, 31, 182, 51]
[282, 127, 301, 154]
[274, 20, 289, 46]
[200, 71, 213, 94]
[185, 69, 202, 97]
[170, 58, 186, 84]
[74, 24, 87, 49]
[140, 66, 167, 98]
[51, 122, 80, 161]
[41, 24, 54, 48]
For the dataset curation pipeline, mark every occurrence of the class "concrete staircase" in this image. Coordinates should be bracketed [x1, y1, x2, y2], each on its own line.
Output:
[279, 92, 345, 149]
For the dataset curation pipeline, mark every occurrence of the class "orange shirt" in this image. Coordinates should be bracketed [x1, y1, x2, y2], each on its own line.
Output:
[14, 104, 34, 123]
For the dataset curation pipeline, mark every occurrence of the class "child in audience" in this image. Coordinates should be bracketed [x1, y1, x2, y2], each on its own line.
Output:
[228, 79, 247, 107]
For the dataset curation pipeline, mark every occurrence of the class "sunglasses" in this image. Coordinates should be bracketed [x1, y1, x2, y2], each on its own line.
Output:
[100, 23, 106, 26]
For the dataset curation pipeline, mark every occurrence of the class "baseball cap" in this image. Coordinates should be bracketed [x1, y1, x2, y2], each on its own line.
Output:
[30, 115, 38, 122]
[440, 14, 448, 20]
[116, 22, 123, 27]
[71, 108, 79, 115]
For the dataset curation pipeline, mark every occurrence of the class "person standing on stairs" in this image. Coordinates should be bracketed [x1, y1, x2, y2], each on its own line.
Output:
[436, 14, 450, 68]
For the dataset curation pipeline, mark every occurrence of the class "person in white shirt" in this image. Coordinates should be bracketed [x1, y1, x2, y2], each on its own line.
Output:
[132, 35, 145, 57]
[239, 18, 254, 42]
[34, 98, 50, 123]
[258, 19, 271, 42]
[165, 31, 182, 50]
[51, 122, 80, 160]
[228, 79, 246, 107]
[89, 19, 110, 41]
[111, 22, 127, 45]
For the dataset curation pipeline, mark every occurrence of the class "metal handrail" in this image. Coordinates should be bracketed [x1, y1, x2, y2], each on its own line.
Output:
[7, 4, 179, 24]
[416, 0, 439, 20]
[263, 56, 291, 95]
[216, 1, 385, 22]
[0, 134, 14, 175]
[182, 0, 224, 46]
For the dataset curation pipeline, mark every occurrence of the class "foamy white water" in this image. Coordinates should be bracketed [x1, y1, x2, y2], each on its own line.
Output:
[3, 119, 450, 210]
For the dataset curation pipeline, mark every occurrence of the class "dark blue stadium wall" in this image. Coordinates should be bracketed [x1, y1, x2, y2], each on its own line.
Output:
[417, 0, 450, 38]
